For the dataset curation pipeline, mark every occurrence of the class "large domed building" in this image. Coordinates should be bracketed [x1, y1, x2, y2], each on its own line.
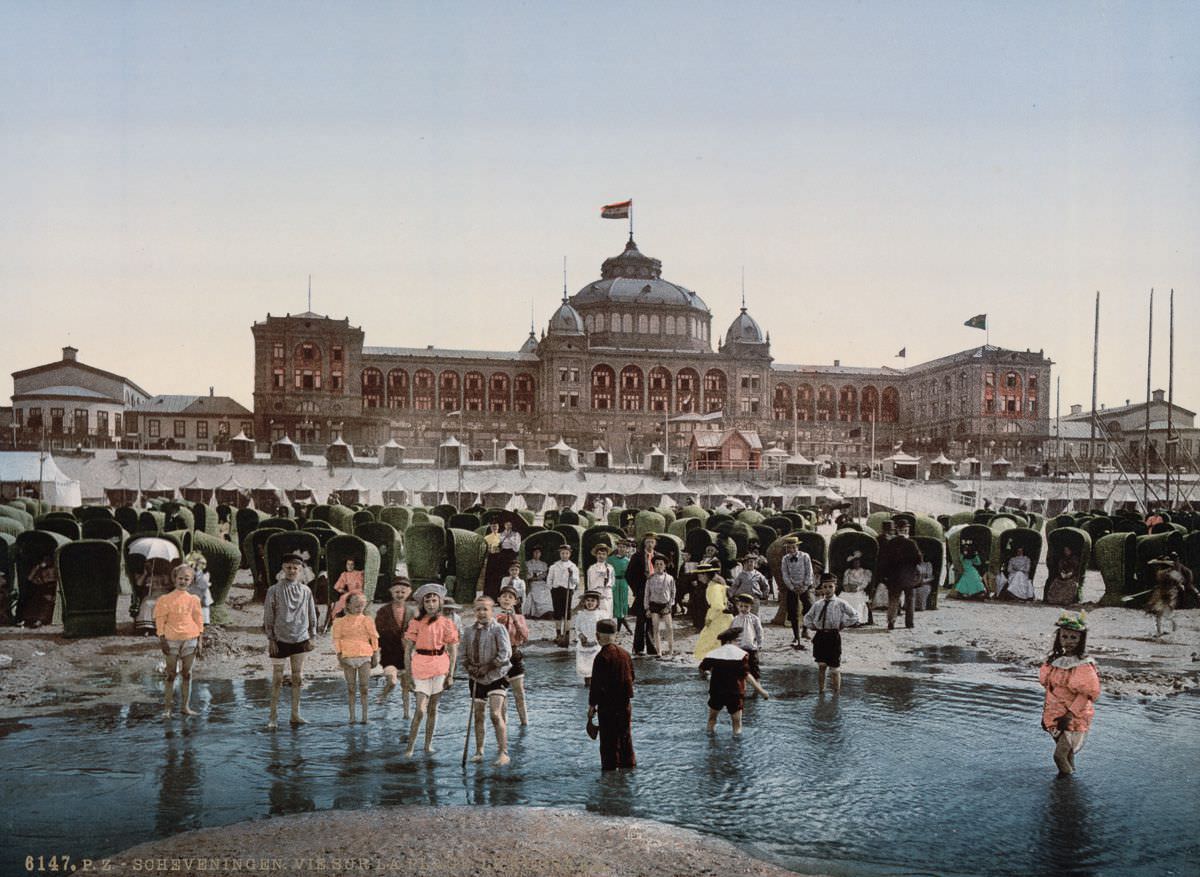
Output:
[251, 237, 1053, 466]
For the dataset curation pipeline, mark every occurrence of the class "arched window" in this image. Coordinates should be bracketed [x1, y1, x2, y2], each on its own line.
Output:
[649, 314, 660, 334]
[293, 341, 323, 390]
[648, 366, 671, 412]
[773, 384, 793, 420]
[637, 314, 649, 333]
[622, 314, 633, 334]
[488, 373, 510, 412]
[594, 313, 605, 333]
[860, 386, 879, 420]
[675, 368, 700, 412]
[816, 385, 835, 421]
[703, 369, 727, 413]
[513, 373, 535, 413]
[620, 365, 644, 411]
[881, 386, 900, 422]
[463, 371, 485, 412]
[664, 315, 675, 335]
[413, 369, 435, 411]
[591, 365, 616, 410]
[361, 368, 383, 409]
[796, 383, 814, 421]
[386, 369, 409, 410]
[585, 314, 594, 333]
[838, 385, 858, 421]
[438, 371, 461, 412]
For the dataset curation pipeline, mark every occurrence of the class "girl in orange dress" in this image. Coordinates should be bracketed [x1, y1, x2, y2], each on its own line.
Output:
[1039, 612, 1101, 777]
[154, 564, 205, 719]
[332, 593, 380, 724]
[403, 583, 460, 757]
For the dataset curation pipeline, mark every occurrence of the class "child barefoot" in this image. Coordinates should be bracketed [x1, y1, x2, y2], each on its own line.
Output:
[1039, 612, 1101, 777]
[573, 590, 603, 686]
[154, 564, 205, 718]
[803, 572, 861, 694]
[403, 584, 460, 756]
[496, 585, 531, 726]
[332, 593, 380, 724]
[699, 627, 769, 735]
[375, 577, 414, 717]
[645, 556, 676, 657]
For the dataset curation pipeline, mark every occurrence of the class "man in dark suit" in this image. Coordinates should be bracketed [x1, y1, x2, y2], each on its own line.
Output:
[623, 533, 660, 656]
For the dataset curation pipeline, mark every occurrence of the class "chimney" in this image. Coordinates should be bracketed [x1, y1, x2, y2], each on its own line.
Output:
[1152, 389, 1165, 403]
[209, 386, 214, 397]
[62, 346, 78, 362]
[1125, 399, 1130, 407]
[1070, 404, 1082, 416]
[833, 359, 840, 367]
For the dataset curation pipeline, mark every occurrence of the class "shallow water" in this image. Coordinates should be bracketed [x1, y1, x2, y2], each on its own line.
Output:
[1, 651, 1198, 877]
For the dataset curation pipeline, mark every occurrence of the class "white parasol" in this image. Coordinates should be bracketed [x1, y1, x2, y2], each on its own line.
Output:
[128, 536, 182, 562]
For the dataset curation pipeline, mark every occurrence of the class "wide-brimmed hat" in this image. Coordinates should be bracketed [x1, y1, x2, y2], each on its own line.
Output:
[582, 589, 602, 601]
[591, 543, 612, 557]
[693, 561, 720, 574]
[783, 536, 800, 546]
[733, 593, 755, 605]
[1055, 611, 1087, 631]
[390, 575, 412, 590]
[412, 582, 447, 604]
[846, 550, 862, 562]
[281, 552, 307, 565]
[498, 585, 521, 600]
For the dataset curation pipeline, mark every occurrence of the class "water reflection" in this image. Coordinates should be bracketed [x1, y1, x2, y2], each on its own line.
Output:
[1, 661, 1198, 876]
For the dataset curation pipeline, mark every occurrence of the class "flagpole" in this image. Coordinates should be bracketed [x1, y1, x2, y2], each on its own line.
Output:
[1143, 289, 1154, 512]
[1088, 292, 1099, 509]
[1167, 289, 1175, 508]
[629, 202, 634, 241]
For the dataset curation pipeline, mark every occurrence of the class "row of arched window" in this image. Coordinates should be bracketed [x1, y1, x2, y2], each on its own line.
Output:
[583, 312, 709, 341]
[589, 364, 724, 413]
[771, 384, 900, 423]
[361, 368, 536, 414]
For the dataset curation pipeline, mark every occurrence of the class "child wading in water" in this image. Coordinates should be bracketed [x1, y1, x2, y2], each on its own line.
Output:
[1039, 612, 1101, 778]
[645, 555, 676, 657]
[403, 583, 460, 756]
[376, 577, 414, 717]
[263, 553, 319, 729]
[573, 590, 603, 686]
[496, 585, 531, 726]
[332, 593, 380, 724]
[699, 627, 769, 735]
[803, 572, 861, 694]
[154, 563, 204, 718]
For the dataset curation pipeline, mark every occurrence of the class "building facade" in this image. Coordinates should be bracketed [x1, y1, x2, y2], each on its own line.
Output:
[251, 238, 1054, 467]
[126, 393, 255, 452]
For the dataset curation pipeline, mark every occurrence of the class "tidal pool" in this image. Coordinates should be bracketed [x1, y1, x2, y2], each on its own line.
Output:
[1, 651, 1197, 877]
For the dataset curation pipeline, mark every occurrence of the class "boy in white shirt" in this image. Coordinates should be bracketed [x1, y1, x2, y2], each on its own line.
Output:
[803, 572, 861, 694]
[645, 556, 677, 657]
[586, 544, 616, 619]
[499, 560, 526, 610]
[546, 544, 580, 642]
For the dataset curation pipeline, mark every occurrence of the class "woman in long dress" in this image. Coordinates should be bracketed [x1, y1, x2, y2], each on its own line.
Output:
[134, 558, 175, 635]
[952, 541, 988, 599]
[840, 553, 872, 625]
[483, 521, 521, 601]
[1043, 546, 1081, 606]
[996, 546, 1035, 601]
[609, 540, 632, 633]
[693, 563, 732, 661]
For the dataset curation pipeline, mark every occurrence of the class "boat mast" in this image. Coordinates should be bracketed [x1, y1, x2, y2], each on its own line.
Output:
[1166, 289, 1175, 508]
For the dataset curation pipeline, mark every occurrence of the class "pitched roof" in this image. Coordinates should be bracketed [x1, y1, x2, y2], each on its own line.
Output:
[13, 359, 151, 398]
[132, 395, 251, 416]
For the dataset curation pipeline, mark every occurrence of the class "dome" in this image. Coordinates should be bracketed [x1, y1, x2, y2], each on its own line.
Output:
[571, 239, 709, 312]
[518, 330, 538, 354]
[547, 296, 584, 335]
[724, 306, 765, 346]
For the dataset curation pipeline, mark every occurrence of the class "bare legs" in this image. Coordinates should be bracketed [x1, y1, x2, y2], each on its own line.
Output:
[509, 675, 528, 726]
[817, 663, 840, 694]
[342, 661, 370, 724]
[380, 667, 412, 718]
[163, 652, 198, 718]
[268, 653, 307, 730]
[1053, 733, 1077, 777]
[470, 693, 511, 765]
[650, 611, 674, 656]
[406, 692, 440, 756]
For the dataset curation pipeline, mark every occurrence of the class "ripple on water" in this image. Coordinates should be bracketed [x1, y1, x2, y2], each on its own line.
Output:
[1, 657, 1198, 876]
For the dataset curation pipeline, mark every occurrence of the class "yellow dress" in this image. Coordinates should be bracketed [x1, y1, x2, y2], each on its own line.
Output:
[693, 579, 731, 661]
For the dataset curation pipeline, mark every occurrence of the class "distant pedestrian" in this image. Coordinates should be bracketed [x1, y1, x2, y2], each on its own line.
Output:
[547, 544, 580, 642]
[496, 586, 530, 726]
[574, 590, 603, 685]
[726, 594, 764, 680]
[645, 556, 677, 657]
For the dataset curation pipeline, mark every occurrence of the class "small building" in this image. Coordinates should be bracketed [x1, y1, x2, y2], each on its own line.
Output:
[761, 446, 791, 470]
[270, 435, 301, 463]
[127, 391, 253, 452]
[325, 437, 354, 466]
[591, 445, 611, 469]
[215, 475, 250, 508]
[287, 480, 318, 504]
[179, 476, 213, 504]
[500, 441, 524, 469]
[229, 430, 255, 463]
[883, 451, 920, 480]
[251, 478, 284, 513]
[644, 444, 666, 475]
[928, 453, 956, 480]
[990, 456, 1012, 479]
[381, 480, 408, 506]
[545, 438, 579, 471]
[334, 475, 368, 505]
[688, 429, 763, 471]
[958, 456, 981, 478]
[379, 438, 405, 467]
[437, 436, 468, 469]
[782, 453, 819, 486]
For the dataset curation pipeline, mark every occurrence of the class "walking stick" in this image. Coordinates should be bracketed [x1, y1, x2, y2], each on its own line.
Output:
[461, 680, 474, 768]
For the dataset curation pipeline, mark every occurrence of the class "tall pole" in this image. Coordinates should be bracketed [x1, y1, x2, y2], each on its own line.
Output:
[1055, 375, 1062, 476]
[1166, 289, 1175, 508]
[663, 404, 669, 476]
[1144, 289, 1154, 512]
[1088, 292, 1099, 509]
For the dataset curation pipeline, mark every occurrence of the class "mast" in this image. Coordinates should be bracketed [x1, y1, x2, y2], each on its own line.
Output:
[1088, 292, 1099, 509]
[1055, 375, 1061, 475]
[1167, 289, 1175, 507]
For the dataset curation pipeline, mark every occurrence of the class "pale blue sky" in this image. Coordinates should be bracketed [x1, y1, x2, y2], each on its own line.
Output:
[2, 1, 1197, 412]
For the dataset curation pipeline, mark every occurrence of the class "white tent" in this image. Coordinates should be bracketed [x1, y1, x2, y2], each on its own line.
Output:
[0, 451, 82, 507]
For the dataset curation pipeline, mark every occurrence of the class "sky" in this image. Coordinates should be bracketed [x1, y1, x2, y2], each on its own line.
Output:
[2, 1, 1197, 414]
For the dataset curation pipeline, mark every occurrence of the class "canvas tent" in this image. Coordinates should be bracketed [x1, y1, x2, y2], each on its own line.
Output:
[0, 452, 84, 507]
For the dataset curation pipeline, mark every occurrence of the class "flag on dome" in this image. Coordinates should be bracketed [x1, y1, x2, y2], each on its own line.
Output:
[964, 314, 987, 330]
[601, 199, 632, 219]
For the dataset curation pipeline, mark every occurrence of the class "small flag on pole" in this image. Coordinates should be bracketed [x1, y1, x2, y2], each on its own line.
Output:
[964, 314, 987, 330]
[896, 347, 906, 358]
[600, 199, 632, 219]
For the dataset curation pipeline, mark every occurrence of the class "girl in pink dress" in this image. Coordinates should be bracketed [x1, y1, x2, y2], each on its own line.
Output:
[1039, 612, 1101, 777]
[403, 583, 460, 757]
[331, 558, 365, 619]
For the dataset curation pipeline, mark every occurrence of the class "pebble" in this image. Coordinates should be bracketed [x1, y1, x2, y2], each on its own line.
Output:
[0, 654, 12, 668]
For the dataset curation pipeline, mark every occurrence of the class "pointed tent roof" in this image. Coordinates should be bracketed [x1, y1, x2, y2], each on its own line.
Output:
[930, 454, 955, 465]
[501, 441, 520, 452]
[883, 452, 920, 463]
[179, 476, 209, 489]
[546, 438, 574, 452]
[144, 477, 174, 492]
[254, 477, 281, 493]
[440, 435, 463, 448]
[960, 456, 980, 464]
[762, 446, 790, 459]
[785, 453, 816, 466]
[339, 474, 366, 491]
[382, 438, 404, 448]
[272, 435, 296, 446]
[645, 444, 664, 457]
[217, 474, 246, 490]
[290, 479, 316, 493]
[329, 436, 349, 446]
[518, 482, 547, 497]
[230, 430, 253, 442]
[992, 456, 1012, 466]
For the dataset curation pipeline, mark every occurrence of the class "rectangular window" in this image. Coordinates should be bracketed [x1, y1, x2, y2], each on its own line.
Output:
[114, 413, 122, 435]
[570, 392, 579, 408]
[96, 411, 108, 434]
[14, 408, 23, 426]
[985, 372, 995, 387]
[50, 408, 64, 434]
[148, 419, 161, 438]
[241, 422, 253, 437]
[332, 346, 343, 362]
[197, 443, 208, 451]
[74, 409, 88, 432]
[174, 420, 187, 438]
[560, 369, 569, 382]
[273, 369, 285, 389]
[273, 342, 285, 360]
[331, 371, 343, 390]
[196, 421, 209, 439]
[218, 421, 230, 437]
[985, 399, 995, 413]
